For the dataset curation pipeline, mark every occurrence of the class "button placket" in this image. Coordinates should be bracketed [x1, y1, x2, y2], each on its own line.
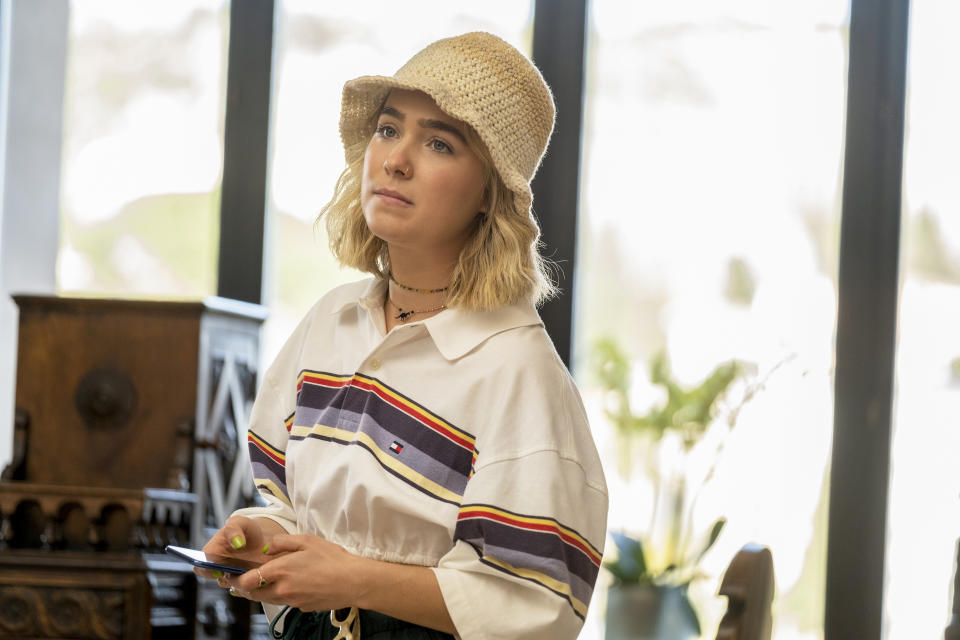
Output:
[363, 324, 421, 374]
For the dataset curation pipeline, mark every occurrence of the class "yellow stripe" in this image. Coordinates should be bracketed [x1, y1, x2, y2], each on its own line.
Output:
[355, 374, 475, 447]
[462, 505, 601, 559]
[291, 423, 463, 503]
[249, 432, 285, 462]
[482, 554, 588, 618]
[298, 371, 353, 386]
[298, 371, 476, 449]
[254, 478, 292, 508]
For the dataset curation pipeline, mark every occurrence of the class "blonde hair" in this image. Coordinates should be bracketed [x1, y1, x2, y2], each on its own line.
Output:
[317, 117, 557, 311]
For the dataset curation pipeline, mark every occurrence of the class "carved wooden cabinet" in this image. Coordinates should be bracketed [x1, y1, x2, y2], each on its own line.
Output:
[0, 296, 269, 639]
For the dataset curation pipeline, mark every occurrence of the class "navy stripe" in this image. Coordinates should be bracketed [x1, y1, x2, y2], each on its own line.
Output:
[297, 379, 475, 475]
[248, 438, 288, 501]
[290, 404, 469, 498]
[290, 430, 462, 507]
[459, 502, 602, 558]
[454, 517, 599, 590]
[474, 554, 586, 622]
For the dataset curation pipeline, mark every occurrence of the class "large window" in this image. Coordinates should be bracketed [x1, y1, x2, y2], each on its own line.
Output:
[262, 0, 535, 359]
[57, 0, 229, 298]
[575, 3, 850, 638]
[886, 0, 960, 636]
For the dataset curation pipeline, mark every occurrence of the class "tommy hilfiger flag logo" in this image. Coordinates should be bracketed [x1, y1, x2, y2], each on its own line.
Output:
[390, 441, 404, 454]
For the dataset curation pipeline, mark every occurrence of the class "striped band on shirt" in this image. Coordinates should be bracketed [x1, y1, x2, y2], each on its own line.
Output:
[454, 503, 603, 621]
[248, 425, 291, 507]
[290, 370, 478, 506]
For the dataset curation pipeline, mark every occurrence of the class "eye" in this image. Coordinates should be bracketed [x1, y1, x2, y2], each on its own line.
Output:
[376, 124, 399, 138]
[430, 138, 452, 153]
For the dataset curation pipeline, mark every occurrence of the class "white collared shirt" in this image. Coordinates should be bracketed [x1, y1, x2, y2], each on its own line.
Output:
[235, 277, 608, 639]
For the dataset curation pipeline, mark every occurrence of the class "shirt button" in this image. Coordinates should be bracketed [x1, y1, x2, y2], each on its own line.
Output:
[368, 358, 382, 371]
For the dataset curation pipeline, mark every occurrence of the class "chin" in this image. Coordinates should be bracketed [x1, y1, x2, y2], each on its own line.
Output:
[364, 215, 405, 245]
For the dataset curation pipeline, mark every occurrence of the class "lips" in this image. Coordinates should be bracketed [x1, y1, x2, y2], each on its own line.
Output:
[373, 188, 413, 205]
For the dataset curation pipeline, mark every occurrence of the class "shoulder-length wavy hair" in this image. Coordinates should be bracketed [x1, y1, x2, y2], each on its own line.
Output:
[316, 114, 557, 311]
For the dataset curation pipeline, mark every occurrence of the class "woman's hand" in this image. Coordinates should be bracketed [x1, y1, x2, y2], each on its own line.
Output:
[220, 533, 456, 633]
[195, 515, 280, 583]
[222, 534, 365, 612]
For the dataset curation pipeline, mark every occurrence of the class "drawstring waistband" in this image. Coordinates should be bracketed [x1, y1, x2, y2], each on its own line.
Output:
[269, 604, 452, 639]
[330, 607, 361, 640]
[269, 605, 361, 639]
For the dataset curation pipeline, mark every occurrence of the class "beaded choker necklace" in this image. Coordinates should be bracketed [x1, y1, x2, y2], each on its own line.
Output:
[389, 274, 449, 294]
[387, 297, 447, 322]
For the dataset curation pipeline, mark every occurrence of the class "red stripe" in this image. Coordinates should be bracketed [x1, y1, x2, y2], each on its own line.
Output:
[350, 378, 474, 450]
[300, 373, 351, 391]
[299, 373, 474, 450]
[459, 509, 601, 566]
[248, 434, 285, 466]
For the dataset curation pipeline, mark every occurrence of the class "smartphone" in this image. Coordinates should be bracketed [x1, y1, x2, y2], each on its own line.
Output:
[164, 544, 262, 575]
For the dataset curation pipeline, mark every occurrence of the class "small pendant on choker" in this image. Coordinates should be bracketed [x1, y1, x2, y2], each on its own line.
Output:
[389, 297, 446, 322]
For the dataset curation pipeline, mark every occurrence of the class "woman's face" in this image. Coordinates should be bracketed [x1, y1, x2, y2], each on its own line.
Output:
[361, 89, 486, 261]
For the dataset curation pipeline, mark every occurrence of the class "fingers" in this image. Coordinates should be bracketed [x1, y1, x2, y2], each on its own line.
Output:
[218, 566, 270, 601]
[194, 517, 271, 585]
[263, 533, 307, 555]
[219, 515, 263, 552]
[194, 566, 227, 580]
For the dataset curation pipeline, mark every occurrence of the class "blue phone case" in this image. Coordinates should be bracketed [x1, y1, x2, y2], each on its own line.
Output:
[164, 544, 261, 575]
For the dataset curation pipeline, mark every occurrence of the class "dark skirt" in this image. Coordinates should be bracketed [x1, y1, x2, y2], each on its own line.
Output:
[270, 606, 456, 640]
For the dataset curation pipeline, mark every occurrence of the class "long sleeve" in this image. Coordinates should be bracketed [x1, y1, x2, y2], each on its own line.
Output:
[230, 373, 298, 533]
[432, 358, 608, 640]
[229, 303, 322, 534]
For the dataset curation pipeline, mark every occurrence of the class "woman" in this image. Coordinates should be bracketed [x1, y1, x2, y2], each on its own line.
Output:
[199, 31, 608, 640]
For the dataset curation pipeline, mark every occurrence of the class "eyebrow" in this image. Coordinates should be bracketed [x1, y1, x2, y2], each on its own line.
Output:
[378, 105, 468, 145]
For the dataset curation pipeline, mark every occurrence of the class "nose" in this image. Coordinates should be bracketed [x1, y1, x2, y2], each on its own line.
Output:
[383, 144, 412, 178]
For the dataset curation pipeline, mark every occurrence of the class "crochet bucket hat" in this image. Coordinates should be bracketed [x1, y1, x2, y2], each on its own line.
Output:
[339, 32, 556, 221]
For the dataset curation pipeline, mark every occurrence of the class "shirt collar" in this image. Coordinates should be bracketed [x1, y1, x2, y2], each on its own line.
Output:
[327, 277, 385, 316]
[330, 277, 544, 360]
[423, 301, 543, 360]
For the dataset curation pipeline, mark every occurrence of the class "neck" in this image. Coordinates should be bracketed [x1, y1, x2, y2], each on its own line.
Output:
[381, 246, 456, 328]
[389, 247, 454, 288]
[386, 279, 447, 315]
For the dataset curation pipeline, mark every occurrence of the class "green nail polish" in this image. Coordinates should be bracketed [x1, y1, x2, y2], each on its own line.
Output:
[262, 544, 270, 554]
[231, 536, 244, 549]
[213, 570, 223, 578]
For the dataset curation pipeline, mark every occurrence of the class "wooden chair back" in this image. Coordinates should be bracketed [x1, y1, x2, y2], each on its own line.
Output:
[715, 543, 775, 640]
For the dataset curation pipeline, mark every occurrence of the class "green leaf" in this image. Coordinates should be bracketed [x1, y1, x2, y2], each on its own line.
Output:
[606, 532, 648, 583]
[603, 562, 630, 583]
[591, 338, 632, 396]
[695, 517, 726, 563]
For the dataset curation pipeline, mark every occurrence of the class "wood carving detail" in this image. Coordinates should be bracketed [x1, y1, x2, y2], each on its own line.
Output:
[0, 585, 124, 639]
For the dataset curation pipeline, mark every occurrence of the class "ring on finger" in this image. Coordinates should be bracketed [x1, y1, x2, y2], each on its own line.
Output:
[256, 568, 268, 589]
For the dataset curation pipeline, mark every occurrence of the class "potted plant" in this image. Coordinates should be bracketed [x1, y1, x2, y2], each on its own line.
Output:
[604, 526, 724, 640]
[593, 339, 765, 640]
